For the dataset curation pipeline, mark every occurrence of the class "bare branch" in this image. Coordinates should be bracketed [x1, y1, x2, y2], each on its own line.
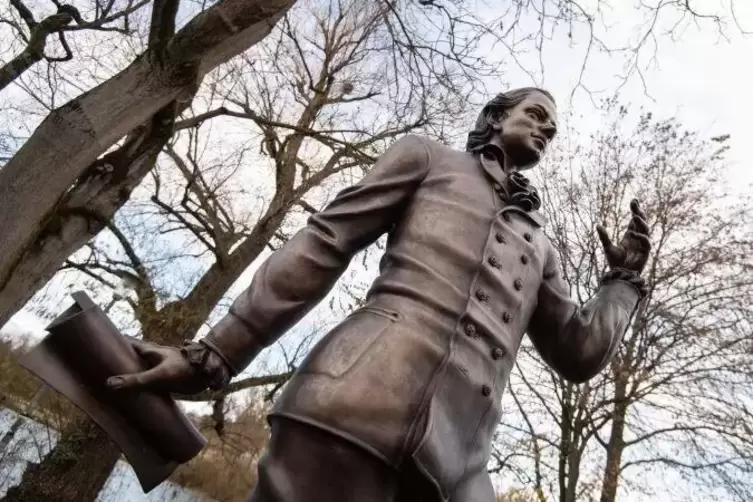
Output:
[176, 371, 294, 401]
[9, 0, 36, 29]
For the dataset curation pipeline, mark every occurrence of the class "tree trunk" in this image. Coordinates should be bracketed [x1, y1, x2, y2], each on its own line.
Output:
[558, 384, 573, 502]
[564, 416, 583, 502]
[4, 418, 121, 502]
[563, 381, 591, 502]
[599, 378, 629, 502]
[0, 104, 177, 330]
[0, 0, 295, 330]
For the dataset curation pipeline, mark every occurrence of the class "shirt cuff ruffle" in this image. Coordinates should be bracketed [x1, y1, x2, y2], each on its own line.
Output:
[600, 267, 648, 299]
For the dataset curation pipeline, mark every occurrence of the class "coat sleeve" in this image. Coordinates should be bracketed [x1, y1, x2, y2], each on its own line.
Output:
[201, 135, 431, 374]
[526, 242, 644, 383]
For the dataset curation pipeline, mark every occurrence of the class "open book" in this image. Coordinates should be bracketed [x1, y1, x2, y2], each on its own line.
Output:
[18, 291, 207, 492]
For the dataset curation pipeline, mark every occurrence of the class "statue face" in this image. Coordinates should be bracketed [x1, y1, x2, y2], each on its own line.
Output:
[491, 91, 557, 169]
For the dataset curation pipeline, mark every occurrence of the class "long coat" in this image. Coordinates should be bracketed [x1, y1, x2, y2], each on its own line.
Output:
[203, 135, 642, 501]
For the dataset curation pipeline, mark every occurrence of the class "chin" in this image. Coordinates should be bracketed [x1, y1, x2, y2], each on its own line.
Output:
[510, 148, 541, 170]
[503, 135, 545, 169]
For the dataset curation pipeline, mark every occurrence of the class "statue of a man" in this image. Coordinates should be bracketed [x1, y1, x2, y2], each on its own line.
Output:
[108, 88, 650, 501]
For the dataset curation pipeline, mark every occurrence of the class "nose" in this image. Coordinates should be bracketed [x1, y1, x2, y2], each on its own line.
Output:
[541, 121, 557, 140]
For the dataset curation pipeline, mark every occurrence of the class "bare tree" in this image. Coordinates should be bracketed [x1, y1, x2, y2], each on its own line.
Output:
[0, 0, 150, 91]
[0, 0, 298, 332]
[171, 391, 273, 499]
[66, 0, 476, 346]
[0, 0, 489, 335]
[0, 5, 292, 495]
[493, 100, 753, 502]
[493, 0, 747, 97]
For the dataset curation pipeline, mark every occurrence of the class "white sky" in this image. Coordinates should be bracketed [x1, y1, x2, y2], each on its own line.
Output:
[484, 0, 753, 194]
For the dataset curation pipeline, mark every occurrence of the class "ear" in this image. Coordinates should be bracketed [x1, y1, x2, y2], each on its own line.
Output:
[488, 110, 506, 131]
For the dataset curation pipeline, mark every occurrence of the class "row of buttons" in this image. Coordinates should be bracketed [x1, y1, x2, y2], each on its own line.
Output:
[483, 211, 528, 396]
[466, 213, 534, 398]
[488, 253, 529, 267]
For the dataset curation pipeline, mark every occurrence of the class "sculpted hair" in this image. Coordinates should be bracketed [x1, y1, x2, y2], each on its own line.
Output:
[465, 87, 555, 152]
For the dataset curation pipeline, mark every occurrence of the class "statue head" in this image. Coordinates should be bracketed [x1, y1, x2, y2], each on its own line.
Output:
[466, 87, 558, 170]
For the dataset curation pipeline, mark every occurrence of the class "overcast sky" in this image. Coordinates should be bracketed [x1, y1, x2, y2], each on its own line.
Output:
[482, 0, 753, 192]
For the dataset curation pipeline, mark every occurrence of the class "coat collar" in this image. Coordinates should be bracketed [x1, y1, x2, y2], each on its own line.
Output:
[471, 144, 548, 228]
[476, 144, 507, 187]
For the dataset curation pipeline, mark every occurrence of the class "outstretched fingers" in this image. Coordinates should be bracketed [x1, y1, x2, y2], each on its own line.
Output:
[107, 366, 169, 391]
[629, 199, 650, 235]
[628, 199, 651, 252]
[596, 224, 616, 253]
[630, 199, 647, 218]
[108, 337, 171, 391]
[627, 230, 651, 251]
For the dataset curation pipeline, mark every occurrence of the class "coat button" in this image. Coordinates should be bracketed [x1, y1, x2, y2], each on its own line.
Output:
[464, 323, 476, 336]
[481, 385, 492, 397]
[492, 347, 505, 359]
[524, 232, 532, 242]
[502, 312, 512, 323]
[520, 255, 529, 265]
[493, 183, 502, 191]
[514, 279, 523, 290]
[476, 289, 490, 302]
[488, 256, 500, 268]
[495, 233, 506, 243]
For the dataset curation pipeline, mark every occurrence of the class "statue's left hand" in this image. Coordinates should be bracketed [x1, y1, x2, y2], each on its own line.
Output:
[596, 199, 651, 274]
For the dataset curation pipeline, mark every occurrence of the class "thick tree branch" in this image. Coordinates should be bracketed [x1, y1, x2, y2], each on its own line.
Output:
[62, 259, 118, 290]
[148, 0, 181, 54]
[9, 0, 36, 29]
[0, 0, 297, 331]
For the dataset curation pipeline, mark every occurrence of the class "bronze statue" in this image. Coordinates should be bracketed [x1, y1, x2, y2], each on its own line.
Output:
[107, 88, 651, 501]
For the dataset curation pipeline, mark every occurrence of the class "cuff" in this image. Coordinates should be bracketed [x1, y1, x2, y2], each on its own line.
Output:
[200, 313, 264, 376]
[599, 267, 648, 300]
[181, 342, 232, 391]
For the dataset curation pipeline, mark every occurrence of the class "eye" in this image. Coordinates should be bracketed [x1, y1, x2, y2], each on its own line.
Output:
[526, 109, 545, 121]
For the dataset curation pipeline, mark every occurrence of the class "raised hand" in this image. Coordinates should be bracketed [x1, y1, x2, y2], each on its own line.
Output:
[596, 199, 651, 274]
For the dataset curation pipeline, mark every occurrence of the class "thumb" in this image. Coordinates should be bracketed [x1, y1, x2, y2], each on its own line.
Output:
[596, 225, 613, 252]
[107, 366, 166, 391]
